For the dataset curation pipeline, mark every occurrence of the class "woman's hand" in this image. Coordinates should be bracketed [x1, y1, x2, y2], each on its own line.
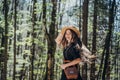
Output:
[60, 58, 81, 69]
[60, 64, 67, 69]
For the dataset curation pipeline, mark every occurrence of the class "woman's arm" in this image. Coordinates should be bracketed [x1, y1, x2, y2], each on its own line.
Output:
[82, 43, 97, 59]
[60, 58, 81, 69]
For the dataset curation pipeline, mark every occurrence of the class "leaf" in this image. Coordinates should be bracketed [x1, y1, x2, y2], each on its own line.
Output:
[22, 50, 31, 56]
[0, 47, 4, 50]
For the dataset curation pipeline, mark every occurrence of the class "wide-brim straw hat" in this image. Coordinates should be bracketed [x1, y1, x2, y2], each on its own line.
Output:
[55, 26, 80, 45]
[61, 26, 80, 37]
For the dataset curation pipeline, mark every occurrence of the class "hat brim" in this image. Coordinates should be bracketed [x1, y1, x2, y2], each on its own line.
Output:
[55, 26, 80, 45]
[61, 26, 80, 37]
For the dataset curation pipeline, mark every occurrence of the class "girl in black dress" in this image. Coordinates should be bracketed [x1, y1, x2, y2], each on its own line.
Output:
[55, 26, 83, 80]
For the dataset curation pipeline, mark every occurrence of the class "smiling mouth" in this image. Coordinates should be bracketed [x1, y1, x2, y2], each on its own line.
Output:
[67, 38, 70, 40]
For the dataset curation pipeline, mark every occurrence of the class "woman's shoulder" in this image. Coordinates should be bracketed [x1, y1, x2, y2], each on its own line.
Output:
[65, 42, 81, 50]
[72, 42, 81, 49]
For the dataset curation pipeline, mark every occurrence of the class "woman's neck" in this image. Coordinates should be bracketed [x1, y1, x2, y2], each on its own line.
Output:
[67, 42, 71, 46]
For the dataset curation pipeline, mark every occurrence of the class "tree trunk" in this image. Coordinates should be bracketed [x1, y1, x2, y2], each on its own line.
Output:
[30, 0, 37, 80]
[102, 0, 116, 79]
[13, 0, 17, 80]
[90, 0, 97, 80]
[79, 0, 82, 31]
[114, 40, 119, 80]
[43, 0, 57, 80]
[3, 0, 8, 80]
[116, 41, 119, 80]
[82, 0, 89, 80]
[0, 33, 5, 80]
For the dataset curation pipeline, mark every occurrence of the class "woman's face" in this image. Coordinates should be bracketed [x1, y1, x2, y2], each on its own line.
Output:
[65, 30, 72, 42]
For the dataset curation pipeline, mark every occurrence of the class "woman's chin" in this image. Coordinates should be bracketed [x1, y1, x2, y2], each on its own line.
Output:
[67, 40, 71, 43]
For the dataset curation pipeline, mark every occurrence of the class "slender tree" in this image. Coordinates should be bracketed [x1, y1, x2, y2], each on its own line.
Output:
[3, 0, 8, 80]
[82, 0, 89, 80]
[116, 40, 119, 80]
[43, 0, 57, 80]
[13, 0, 17, 80]
[102, 0, 116, 79]
[30, 0, 37, 80]
[78, 0, 82, 31]
[0, 33, 4, 80]
[58, 0, 64, 27]
[90, 0, 97, 80]
[97, 1, 109, 79]
[114, 38, 119, 80]
[42, 0, 47, 79]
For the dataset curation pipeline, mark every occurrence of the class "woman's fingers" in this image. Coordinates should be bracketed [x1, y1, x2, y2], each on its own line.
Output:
[60, 64, 67, 69]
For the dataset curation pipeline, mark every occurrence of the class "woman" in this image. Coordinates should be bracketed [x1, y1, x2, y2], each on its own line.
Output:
[55, 26, 83, 80]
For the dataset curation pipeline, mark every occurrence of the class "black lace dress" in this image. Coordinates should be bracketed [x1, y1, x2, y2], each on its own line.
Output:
[60, 42, 83, 80]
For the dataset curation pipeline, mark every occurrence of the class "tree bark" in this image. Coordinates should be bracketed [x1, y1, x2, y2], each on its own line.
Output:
[43, 0, 57, 80]
[0, 33, 5, 80]
[3, 0, 8, 80]
[30, 0, 37, 80]
[116, 41, 119, 80]
[13, 0, 17, 80]
[82, 0, 89, 80]
[102, 0, 116, 79]
[90, 0, 97, 80]
[79, 0, 82, 31]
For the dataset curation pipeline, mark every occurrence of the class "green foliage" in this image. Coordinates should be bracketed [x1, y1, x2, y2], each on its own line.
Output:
[0, 20, 4, 29]
[23, 37, 32, 46]
[0, 0, 119, 80]
[17, 59, 29, 64]
[7, 77, 12, 80]
[0, 47, 4, 50]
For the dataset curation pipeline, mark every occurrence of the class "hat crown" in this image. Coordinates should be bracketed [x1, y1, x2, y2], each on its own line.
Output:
[55, 26, 80, 45]
[61, 26, 80, 37]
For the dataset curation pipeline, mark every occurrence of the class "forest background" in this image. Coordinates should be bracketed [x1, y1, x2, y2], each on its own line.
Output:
[0, 0, 120, 80]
